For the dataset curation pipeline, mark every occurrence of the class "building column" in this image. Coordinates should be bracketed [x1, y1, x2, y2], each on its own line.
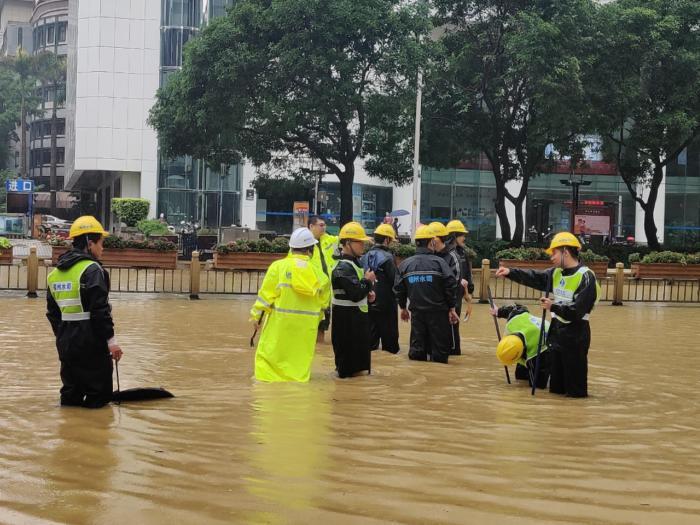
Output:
[496, 179, 526, 241]
[240, 163, 257, 229]
[392, 183, 416, 236]
[634, 170, 666, 245]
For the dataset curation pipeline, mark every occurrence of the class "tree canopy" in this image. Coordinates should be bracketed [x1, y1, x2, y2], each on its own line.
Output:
[422, 0, 596, 242]
[149, 0, 430, 224]
[589, 0, 700, 249]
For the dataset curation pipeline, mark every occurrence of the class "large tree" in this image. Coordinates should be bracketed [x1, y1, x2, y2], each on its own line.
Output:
[149, 0, 429, 225]
[422, 0, 595, 243]
[589, 0, 700, 250]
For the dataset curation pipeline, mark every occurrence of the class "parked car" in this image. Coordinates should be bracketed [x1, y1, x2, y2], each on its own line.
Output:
[42, 215, 71, 227]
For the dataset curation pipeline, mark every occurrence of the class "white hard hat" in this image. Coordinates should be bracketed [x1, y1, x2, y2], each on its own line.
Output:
[288, 227, 318, 249]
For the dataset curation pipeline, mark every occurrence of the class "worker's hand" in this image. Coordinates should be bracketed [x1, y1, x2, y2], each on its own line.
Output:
[364, 269, 376, 283]
[460, 279, 469, 290]
[489, 306, 498, 317]
[494, 266, 510, 279]
[539, 296, 553, 311]
[448, 308, 459, 325]
[108, 344, 123, 362]
[400, 308, 411, 322]
[249, 316, 261, 326]
[368, 291, 376, 303]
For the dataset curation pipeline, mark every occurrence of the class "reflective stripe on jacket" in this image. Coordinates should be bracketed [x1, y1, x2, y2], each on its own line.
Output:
[332, 259, 368, 312]
[47, 260, 99, 322]
[551, 266, 600, 324]
[506, 312, 550, 366]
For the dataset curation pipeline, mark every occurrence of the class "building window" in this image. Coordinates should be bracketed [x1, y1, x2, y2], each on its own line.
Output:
[57, 22, 66, 43]
[162, 0, 202, 28]
[46, 24, 55, 45]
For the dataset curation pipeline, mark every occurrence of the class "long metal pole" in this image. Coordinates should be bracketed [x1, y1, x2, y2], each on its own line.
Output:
[411, 69, 423, 237]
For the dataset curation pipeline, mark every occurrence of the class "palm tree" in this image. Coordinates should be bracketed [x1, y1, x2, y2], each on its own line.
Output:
[33, 52, 66, 215]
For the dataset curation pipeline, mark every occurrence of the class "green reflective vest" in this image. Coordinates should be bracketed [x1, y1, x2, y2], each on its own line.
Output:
[332, 259, 368, 313]
[506, 312, 550, 366]
[47, 260, 98, 322]
[552, 266, 601, 324]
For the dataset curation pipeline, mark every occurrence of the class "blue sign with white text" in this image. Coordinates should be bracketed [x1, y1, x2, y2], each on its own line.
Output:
[5, 179, 33, 192]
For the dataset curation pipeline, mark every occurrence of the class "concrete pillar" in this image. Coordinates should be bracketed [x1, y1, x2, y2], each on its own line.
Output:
[240, 163, 257, 229]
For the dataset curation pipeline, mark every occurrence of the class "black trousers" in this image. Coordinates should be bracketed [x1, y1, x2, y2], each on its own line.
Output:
[514, 354, 551, 390]
[450, 300, 462, 355]
[59, 355, 113, 408]
[408, 310, 451, 364]
[369, 306, 400, 354]
[548, 320, 591, 398]
[318, 307, 331, 332]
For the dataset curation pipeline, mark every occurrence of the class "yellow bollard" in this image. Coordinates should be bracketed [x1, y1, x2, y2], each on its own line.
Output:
[189, 251, 200, 300]
[612, 262, 624, 306]
[479, 258, 491, 304]
[27, 246, 38, 298]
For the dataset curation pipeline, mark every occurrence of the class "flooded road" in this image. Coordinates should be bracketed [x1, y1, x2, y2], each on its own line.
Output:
[0, 293, 699, 524]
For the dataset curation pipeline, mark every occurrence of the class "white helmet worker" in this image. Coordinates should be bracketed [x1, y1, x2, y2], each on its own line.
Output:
[288, 227, 319, 249]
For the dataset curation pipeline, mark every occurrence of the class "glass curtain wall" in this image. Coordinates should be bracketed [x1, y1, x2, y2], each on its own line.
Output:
[665, 141, 700, 248]
[158, 0, 242, 230]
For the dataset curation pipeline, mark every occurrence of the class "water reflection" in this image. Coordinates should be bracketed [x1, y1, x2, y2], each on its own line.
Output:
[0, 295, 699, 524]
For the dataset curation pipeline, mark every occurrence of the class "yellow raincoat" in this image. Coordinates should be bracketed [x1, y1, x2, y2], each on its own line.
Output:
[251, 253, 331, 382]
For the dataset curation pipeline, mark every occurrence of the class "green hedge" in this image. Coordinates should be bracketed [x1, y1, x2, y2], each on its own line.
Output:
[0, 237, 11, 249]
[103, 236, 176, 251]
[216, 237, 290, 254]
[630, 250, 700, 264]
[137, 219, 169, 238]
[112, 198, 150, 227]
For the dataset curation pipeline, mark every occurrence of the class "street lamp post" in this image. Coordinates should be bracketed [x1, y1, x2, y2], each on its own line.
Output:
[411, 69, 423, 237]
[560, 173, 591, 234]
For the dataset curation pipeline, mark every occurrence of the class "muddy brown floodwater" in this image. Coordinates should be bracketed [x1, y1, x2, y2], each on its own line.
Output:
[0, 293, 699, 524]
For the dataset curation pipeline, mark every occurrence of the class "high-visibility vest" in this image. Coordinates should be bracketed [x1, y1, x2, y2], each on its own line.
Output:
[332, 259, 368, 312]
[551, 266, 601, 323]
[46, 260, 98, 322]
[506, 312, 550, 366]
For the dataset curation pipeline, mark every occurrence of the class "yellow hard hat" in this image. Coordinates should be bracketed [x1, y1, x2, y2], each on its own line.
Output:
[446, 219, 468, 234]
[545, 231, 582, 255]
[69, 215, 109, 239]
[429, 221, 449, 237]
[414, 224, 434, 240]
[496, 335, 524, 366]
[339, 221, 371, 241]
[374, 223, 396, 240]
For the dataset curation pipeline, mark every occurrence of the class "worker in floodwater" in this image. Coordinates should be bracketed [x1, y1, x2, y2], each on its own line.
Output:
[495, 232, 600, 397]
[394, 224, 459, 364]
[46, 216, 123, 408]
[307, 215, 339, 344]
[360, 223, 400, 354]
[331, 221, 375, 378]
[250, 227, 330, 382]
[491, 303, 551, 389]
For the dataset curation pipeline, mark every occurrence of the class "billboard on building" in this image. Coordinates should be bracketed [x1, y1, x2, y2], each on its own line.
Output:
[574, 203, 613, 236]
[293, 201, 309, 230]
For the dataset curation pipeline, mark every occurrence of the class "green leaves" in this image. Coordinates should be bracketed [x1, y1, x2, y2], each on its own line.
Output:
[111, 198, 150, 227]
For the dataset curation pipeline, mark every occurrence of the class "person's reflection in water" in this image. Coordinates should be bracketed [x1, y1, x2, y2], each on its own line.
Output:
[38, 408, 118, 524]
[246, 381, 333, 519]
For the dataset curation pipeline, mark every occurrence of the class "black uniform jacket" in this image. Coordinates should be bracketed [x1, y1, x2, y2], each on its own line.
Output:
[394, 247, 458, 312]
[506, 265, 597, 323]
[46, 249, 114, 362]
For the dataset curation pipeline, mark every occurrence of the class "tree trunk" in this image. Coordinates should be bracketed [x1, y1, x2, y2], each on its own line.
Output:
[20, 97, 27, 177]
[493, 176, 511, 242]
[50, 101, 57, 215]
[512, 196, 526, 245]
[642, 165, 663, 250]
[338, 164, 355, 226]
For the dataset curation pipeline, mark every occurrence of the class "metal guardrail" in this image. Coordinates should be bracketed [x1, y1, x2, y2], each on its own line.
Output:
[2, 252, 700, 303]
